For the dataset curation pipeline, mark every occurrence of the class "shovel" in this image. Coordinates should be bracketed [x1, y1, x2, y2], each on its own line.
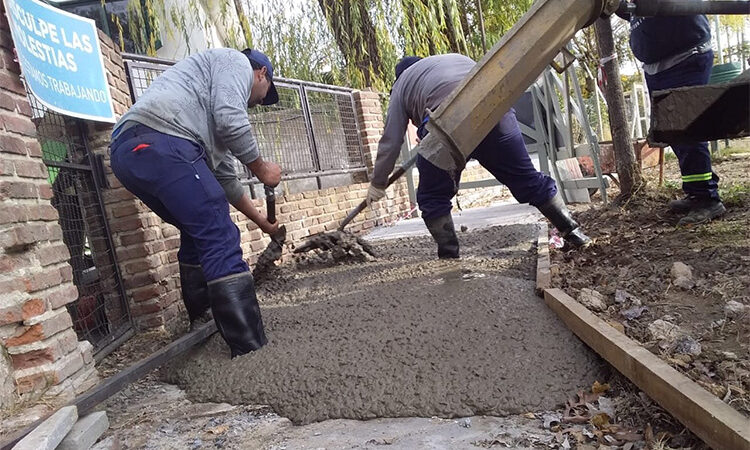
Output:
[294, 154, 417, 254]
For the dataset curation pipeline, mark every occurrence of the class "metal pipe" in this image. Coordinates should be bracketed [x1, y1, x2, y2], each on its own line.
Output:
[417, 0, 621, 172]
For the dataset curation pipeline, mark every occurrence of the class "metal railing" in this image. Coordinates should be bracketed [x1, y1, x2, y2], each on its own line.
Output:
[122, 53, 367, 188]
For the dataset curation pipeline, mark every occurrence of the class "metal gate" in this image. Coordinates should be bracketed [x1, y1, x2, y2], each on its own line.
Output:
[27, 91, 133, 359]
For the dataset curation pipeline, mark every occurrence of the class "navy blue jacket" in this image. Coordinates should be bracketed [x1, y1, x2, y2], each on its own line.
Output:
[626, 16, 711, 64]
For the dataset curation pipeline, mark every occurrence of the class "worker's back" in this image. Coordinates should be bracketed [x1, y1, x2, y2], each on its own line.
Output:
[391, 53, 475, 124]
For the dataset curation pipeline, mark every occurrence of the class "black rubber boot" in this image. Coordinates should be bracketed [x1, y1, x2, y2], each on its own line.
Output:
[179, 263, 211, 325]
[208, 273, 267, 358]
[678, 198, 726, 226]
[536, 195, 592, 249]
[668, 196, 692, 214]
[424, 215, 460, 259]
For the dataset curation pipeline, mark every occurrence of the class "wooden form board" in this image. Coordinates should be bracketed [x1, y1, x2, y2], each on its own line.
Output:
[535, 222, 551, 294]
[544, 288, 750, 450]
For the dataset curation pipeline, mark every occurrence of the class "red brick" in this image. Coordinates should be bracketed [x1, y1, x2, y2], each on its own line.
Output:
[0, 91, 16, 111]
[1, 112, 37, 136]
[5, 309, 73, 346]
[164, 237, 179, 250]
[130, 301, 162, 316]
[122, 269, 160, 290]
[26, 140, 42, 157]
[13, 159, 46, 178]
[13, 222, 47, 246]
[7, 329, 79, 370]
[38, 183, 53, 199]
[111, 203, 139, 218]
[59, 264, 73, 282]
[0, 301, 22, 326]
[130, 284, 165, 303]
[137, 314, 164, 329]
[23, 268, 63, 293]
[0, 204, 21, 224]
[26, 203, 58, 221]
[15, 99, 30, 117]
[120, 228, 157, 246]
[14, 350, 83, 393]
[0, 277, 24, 296]
[161, 290, 179, 307]
[21, 298, 45, 321]
[0, 72, 25, 95]
[0, 180, 37, 199]
[37, 243, 70, 266]
[46, 284, 78, 309]
[116, 244, 148, 261]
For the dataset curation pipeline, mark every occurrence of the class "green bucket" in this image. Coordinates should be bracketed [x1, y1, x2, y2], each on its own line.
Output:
[709, 62, 742, 84]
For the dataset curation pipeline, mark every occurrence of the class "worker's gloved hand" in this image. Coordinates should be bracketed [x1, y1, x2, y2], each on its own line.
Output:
[366, 184, 386, 206]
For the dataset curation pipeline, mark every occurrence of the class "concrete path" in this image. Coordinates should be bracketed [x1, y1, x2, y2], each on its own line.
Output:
[366, 201, 542, 241]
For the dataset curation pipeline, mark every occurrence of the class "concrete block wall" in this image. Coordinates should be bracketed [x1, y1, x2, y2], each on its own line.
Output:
[0, 3, 98, 410]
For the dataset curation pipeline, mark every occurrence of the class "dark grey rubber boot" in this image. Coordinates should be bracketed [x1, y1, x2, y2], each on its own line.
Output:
[208, 273, 267, 358]
[424, 215, 460, 259]
[668, 196, 692, 214]
[536, 195, 592, 248]
[678, 199, 726, 226]
[179, 263, 211, 325]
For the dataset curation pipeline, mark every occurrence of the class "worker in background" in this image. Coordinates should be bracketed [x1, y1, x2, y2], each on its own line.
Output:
[110, 48, 282, 357]
[366, 55, 591, 259]
[617, 9, 725, 225]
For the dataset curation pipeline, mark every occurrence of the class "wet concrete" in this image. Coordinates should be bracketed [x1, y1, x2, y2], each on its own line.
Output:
[165, 224, 605, 425]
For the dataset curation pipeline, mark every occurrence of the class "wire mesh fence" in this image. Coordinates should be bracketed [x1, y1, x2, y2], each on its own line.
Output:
[123, 54, 367, 187]
[27, 90, 132, 358]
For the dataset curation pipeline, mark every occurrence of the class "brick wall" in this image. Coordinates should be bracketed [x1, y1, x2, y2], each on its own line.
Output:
[0, 3, 98, 411]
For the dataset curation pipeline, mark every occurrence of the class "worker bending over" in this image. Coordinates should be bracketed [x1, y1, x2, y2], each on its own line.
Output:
[367, 55, 591, 258]
[110, 48, 281, 357]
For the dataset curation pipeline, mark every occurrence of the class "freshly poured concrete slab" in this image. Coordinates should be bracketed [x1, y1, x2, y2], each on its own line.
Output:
[165, 224, 603, 425]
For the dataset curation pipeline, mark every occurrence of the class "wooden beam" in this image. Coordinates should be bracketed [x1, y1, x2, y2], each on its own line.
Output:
[535, 222, 551, 295]
[544, 288, 750, 450]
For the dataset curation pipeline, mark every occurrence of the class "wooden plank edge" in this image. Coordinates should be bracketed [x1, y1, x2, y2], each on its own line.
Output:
[535, 222, 551, 296]
[544, 288, 750, 450]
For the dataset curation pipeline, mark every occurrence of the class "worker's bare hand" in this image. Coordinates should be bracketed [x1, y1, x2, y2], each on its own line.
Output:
[257, 161, 281, 187]
[260, 219, 279, 235]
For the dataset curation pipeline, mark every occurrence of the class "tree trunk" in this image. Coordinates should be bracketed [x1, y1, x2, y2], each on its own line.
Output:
[594, 17, 642, 199]
[234, 0, 253, 48]
[318, 0, 382, 87]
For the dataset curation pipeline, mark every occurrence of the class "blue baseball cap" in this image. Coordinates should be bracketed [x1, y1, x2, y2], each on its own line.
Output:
[242, 49, 279, 105]
[395, 56, 422, 80]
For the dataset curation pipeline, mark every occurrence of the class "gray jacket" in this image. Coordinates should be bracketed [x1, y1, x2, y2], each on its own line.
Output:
[371, 54, 474, 187]
[114, 48, 260, 204]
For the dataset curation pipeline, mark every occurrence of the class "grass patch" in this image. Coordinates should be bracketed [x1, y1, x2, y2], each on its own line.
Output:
[697, 219, 749, 247]
[719, 181, 750, 207]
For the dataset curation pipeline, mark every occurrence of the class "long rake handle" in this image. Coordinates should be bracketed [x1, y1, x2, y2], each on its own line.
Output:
[338, 154, 418, 231]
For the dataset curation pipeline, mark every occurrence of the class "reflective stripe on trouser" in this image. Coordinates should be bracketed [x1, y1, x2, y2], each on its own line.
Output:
[682, 173, 713, 183]
[415, 109, 557, 220]
[109, 124, 249, 281]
